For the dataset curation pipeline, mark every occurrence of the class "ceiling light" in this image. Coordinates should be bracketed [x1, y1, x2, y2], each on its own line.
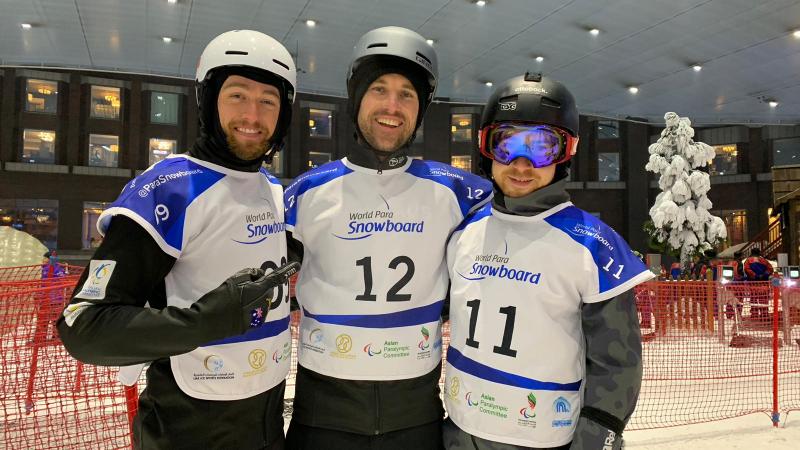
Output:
[167, 0, 178, 4]
[162, 36, 173, 43]
[485, 81, 493, 87]
[589, 28, 600, 36]
[535, 56, 544, 62]
[628, 86, 639, 94]
[692, 64, 702, 72]
[476, 0, 487, 6]
[794, 30, 800, 39]
[769, 101, 779, 108]
[426, 39, 434, 45]
[21, 23, 32, 30]
[305, 19, 317, 27]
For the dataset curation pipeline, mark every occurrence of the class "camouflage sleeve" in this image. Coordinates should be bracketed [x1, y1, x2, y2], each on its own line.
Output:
[570, 288, 642, 450]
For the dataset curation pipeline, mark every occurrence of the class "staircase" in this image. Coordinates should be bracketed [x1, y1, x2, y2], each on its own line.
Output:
[739, 219, 783, 260]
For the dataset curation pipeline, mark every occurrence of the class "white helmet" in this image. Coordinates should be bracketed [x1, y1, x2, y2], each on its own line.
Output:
[196, 29, 296, 101]
[195, 30, 296, 159]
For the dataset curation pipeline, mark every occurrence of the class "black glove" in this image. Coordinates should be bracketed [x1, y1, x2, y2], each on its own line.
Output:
[197, 262, 300, 336]
[569, 415, 624, 450]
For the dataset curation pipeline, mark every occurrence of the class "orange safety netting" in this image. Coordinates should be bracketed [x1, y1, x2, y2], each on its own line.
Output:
[2, 269, 800, 449]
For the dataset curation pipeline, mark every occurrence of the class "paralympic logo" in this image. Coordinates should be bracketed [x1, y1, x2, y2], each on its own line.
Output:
[363, 343, 382, 356]
[465, 392, 479, 407]
[519, 392, 537, 418]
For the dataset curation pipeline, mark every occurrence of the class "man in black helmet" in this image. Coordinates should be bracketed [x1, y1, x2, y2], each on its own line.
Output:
[57, 30, 299, 450]
[284, 26, 492, 450]
[443, 73, 650, 450]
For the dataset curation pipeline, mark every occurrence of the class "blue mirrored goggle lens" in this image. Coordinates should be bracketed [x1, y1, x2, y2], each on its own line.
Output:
[489, 125, 566, 167]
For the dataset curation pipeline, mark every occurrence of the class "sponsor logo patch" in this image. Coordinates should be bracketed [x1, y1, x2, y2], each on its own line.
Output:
[74, 260, 117, 300]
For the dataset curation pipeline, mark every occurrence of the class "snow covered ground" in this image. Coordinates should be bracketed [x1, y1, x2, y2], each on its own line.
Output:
[625, 413, 800, 449]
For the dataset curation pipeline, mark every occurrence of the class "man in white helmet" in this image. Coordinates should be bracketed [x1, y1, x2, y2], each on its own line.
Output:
[284, 26, 492, 449]
[57, 30, 299, 449]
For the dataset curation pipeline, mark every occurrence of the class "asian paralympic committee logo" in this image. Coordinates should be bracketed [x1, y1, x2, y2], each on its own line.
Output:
[465, 392, 479, 407]
[519, 392, 537, 418]
[418, 326, 430, 350]
[363, 343, 382, 356]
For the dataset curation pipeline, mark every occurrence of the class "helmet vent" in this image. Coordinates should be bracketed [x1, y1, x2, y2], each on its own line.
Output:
[225, 50, 249, 55]
[366, 42, 388, 49]
[272, 59, 290, 71]
[541, 97, 561, 108]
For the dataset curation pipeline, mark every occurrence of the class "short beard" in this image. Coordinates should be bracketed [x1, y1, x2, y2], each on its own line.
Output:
[358, 115, 411, 155]
[224, 125, 271, 161]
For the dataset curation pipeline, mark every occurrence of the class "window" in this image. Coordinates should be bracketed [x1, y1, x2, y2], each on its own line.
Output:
[25, 79, 58, 114]
[451, 114, 473, 142]
[308, 151, 331, 169]
[598, 152, 620, 181]
[90, 85, 121, 119]
[709, 144, 737, 176]
[713, 210, 747, 245]
[82, 202, 111, 249]
[451, 155, 472, 172]
[150, 92, 179, 124]
[773, 137, 800, 167]
[149, 138, 177, 166]
[22, 129, 56, 164]
[309, 109, 332, 138]
[0, 199, 59, 250]
[264, 151, 284, 177]
[597, 120, 619, 139]
[89, 134, 119, 167]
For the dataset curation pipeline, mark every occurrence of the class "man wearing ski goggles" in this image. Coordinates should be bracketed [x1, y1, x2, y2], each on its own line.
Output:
[479, 122, 578, 168]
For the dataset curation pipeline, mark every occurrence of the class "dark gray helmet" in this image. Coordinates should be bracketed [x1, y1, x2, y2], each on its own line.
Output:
[478, 72, 579, 178]
[346, 26, 438, 130]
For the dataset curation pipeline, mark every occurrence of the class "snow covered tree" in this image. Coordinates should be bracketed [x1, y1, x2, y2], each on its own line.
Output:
[645, 112, 727, 272]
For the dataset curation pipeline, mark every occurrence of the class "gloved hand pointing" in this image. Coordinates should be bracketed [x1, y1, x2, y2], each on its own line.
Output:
[196, 262, 300, 336]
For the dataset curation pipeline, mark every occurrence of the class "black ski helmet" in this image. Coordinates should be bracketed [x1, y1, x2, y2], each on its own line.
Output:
[478, 72, 578, 180]
[346, 26, 438, 141]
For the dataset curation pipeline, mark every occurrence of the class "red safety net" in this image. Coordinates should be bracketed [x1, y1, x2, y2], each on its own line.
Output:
[629, 280, 800, 429]
[3, 269, 799, 449]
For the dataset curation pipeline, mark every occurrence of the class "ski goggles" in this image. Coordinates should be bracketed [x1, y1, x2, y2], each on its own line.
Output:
[479, 122, 578, 167]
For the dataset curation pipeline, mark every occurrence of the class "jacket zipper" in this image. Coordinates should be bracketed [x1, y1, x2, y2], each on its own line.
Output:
[374, 383, 381, 435]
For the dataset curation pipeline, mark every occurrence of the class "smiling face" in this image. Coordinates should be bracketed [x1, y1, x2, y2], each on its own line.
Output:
[217, 75, 281, 161]
[491, 157, 556, 198]
[357, 73, 419, 153]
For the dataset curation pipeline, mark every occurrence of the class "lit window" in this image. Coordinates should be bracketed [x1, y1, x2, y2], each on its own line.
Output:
[709, 144, 737, 176]
[598, 152, 620, 181]
[451, 114, 473, 142]
[597, 120, 619, 139]
[22, 129, 56, 164]
[773, 137, 800, 167]
[451, 155, 472, 172]
[0, 199, 59, 249]
[712, 210, 748, 245]
[309, 109, 333, 138]
[88, 134, 119, 167]
[25, 79, 58, 114]
[90, 86, 121, 119]
[149, 138, 177, 166]
[82, 201, 111, 249]
[150, 92, 179, 124]
[308, 151, 331, 169]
